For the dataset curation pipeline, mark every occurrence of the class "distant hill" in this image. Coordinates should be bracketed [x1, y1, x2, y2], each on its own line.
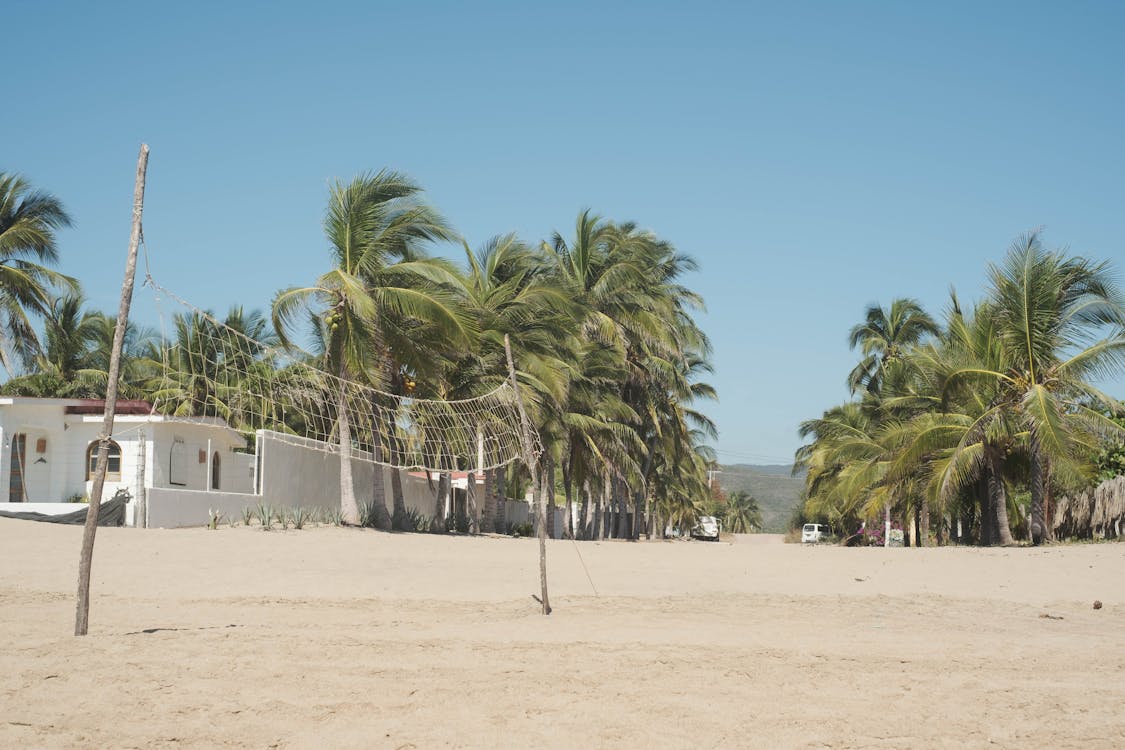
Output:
[718, 464, 806, 533]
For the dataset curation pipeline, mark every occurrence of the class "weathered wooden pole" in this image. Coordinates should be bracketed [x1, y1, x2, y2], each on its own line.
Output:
[503, 334, 550, 615]
[74, 144, 149, 636]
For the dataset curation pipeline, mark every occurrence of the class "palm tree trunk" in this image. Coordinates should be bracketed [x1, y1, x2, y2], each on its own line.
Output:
[482, 468, 496, 533]
[615, 477, 629, 539]
[466, 471, 479, 534]
[371, 462, 391, 530]
[606, 478, 616, 538]
[900, 507, 910, 546]
[337, 374, 359, 525]
[430, 443, 448, 533]
[592, 477, 605, 541]
[388, 431, 406, 528]
[607, 474, 616, 539]
[883, 503, 891, 548]
[545, 459, 556, 539]
[638, 436, 657, 540]
[365, 414, 392, 530]
[496, 467, 507, 533]
[562, 460, 574, 540]
[580, 479, 591, 540]
[986, 446, 1015, 546]
[1030, 433, 1047, 545]
[431, 470, 450, 533]
[979, 474, 993, 545]
[391, 468, 406, 529]
[1044, 463, 1056, 542]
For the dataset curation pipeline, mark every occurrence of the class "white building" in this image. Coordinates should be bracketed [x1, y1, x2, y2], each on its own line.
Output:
[0, 397, 251, 526]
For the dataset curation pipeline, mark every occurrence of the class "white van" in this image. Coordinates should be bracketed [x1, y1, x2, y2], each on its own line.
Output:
[691, 515, 721, 541]
[801, 523, 829, 544]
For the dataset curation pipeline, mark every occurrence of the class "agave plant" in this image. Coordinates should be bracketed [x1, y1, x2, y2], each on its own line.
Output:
[256, 503, 273, 530]
[291, 506, 311, 530]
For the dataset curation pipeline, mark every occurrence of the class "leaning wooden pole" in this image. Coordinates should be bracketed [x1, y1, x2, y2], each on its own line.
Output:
[504, 334, 551, 615]
[74, 144, 149, 636]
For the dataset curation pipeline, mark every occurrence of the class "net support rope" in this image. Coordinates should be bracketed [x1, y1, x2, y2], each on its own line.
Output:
[139, 265, 538, 474]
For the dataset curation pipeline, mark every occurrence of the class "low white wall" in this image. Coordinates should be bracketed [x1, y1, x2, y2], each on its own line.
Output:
[146, 488, 259, 529]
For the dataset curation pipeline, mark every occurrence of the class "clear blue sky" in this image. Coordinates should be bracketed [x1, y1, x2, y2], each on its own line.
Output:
[5, 1, 1124, 465]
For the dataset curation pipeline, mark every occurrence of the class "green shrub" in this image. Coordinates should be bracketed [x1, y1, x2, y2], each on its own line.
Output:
[506, 521, 534, 538]
[393, 506, 427, 532]
[256, 503, 273, 530]
[358, 501, 381, 528]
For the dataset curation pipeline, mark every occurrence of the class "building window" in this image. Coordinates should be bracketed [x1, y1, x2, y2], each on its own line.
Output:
[211, 452, 221, 490]
[86, 440, 122, 481]
[169, 438, 187, 486]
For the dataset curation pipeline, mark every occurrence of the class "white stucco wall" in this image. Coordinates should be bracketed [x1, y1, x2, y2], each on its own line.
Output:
[256, 430, 433, 516]
[144, 421, 247, 491]
[145, 488, 259, 529]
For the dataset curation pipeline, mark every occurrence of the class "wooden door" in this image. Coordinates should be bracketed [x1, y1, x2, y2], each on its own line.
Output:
[8, 433, 26, 503]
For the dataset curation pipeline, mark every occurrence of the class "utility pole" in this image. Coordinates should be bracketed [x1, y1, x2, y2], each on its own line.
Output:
[74, 144, 149, 636]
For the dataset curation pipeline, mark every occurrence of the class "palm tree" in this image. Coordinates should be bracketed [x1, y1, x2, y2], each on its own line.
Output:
[795, 401, 890, 537]
[901, 298, 1020, 545]
[145, 312, 232, 418]
[0, 173, 77, 374]
[272, 170, 472, 526]
[3, 293, 100, 397]
[832, 299, 940, 542]
[451, 234, 575, 533]
[951, 233, 1125, 544]
[723, 490, 762, 533]
[544, 212, 715, 539]
[848, 298, 940, 395]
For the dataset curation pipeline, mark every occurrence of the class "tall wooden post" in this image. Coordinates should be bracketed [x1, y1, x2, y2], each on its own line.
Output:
[74, 144, 149, 636]
[504, 335, 550, 615]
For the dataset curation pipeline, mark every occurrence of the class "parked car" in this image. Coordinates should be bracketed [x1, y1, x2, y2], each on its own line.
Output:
[691, 515, 721, 541]
[801, 523, 830, 544]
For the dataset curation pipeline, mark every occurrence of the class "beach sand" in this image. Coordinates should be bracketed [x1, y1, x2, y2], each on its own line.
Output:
[1, 518, 1122, 748]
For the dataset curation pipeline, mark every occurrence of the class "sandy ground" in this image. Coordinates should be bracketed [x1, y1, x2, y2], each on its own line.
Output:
[1, 520, 1123, 749]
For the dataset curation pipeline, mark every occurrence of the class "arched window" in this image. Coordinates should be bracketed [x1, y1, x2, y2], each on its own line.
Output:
[86, 440, 122, 481]
[211, 452, 221, 490]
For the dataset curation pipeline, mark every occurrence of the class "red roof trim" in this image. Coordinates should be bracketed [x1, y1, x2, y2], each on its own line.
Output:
[64, 400, 154, 416]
